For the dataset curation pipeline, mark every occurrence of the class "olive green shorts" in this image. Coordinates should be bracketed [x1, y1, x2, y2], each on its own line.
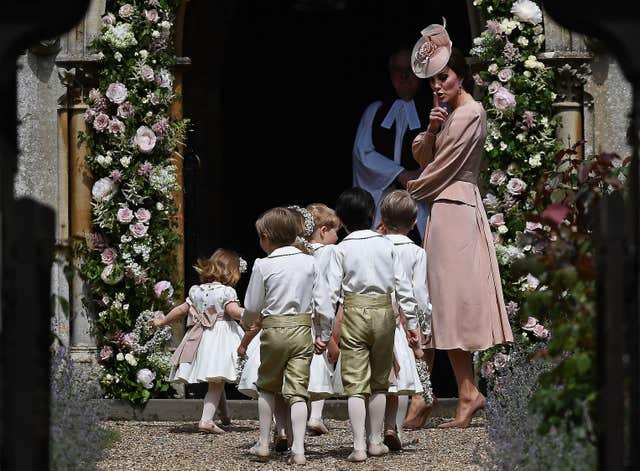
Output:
[256, 313, 313, 405]
[340, 293, 396, 397]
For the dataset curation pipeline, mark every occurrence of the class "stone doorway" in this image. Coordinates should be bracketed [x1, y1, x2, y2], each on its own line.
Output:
[182, 0, 473, 399]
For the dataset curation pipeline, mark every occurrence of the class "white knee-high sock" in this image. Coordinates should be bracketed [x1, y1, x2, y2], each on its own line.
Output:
[273, 394, 288, 437]
[258, 392, 275, 447]
[367, 393, 386, 445]
[290, 402, 307, 455]
[384, 394, 398, 431]
[348, 396, 367, 451]
[309, 399, 325, 421]
[201, 382, 223, 422]
[396, 395, 409, 439]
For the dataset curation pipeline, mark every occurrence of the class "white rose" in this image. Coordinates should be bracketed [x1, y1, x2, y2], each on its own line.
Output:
[92, 177, 116, 201]
[106, 82, 128, 104]
[160, 20, 172, 30]
[485, 141, 494, 152]
[114, 51, 123, 62]
[136, 368, 156, 389]
[497, 68, 513, 82]
[523, 70, 532, 78]
[488, 81, 501, 94]
[116, 352, 125, 361]
[488, 63, 498, 74]
[133, 126, 157, 153]
[529, 153, 542, 168]
[152, 30, 161, 38]
[517, 36, 529, 47]
[511, 0, 543, 25]
[125, 353, 138, 366]
[498, 225, 509, 234]
[139, 49, 149, 59]
[490, 169, 507, 186]
[499, 141, 508, 151]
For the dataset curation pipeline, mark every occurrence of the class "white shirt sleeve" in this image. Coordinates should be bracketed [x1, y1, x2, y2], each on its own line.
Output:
[352, 102, 404, 193]
[413, 249, 432, 335]
[242, 259, 265, 326]
[324, 244, 345, 314]
[392, 246, 419, 330]
[312, 261, 334, 342]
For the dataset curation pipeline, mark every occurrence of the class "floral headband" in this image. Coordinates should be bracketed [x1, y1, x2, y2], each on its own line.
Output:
[287, 205, 315, 237]
[239, 257, 248, 274]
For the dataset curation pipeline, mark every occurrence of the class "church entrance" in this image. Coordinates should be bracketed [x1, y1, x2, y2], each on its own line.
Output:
[182, 0, 472, 399]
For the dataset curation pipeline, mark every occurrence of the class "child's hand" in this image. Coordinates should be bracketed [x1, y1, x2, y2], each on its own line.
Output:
[314, 336, 327, 355]
[423, 333, 432, 346]
[327, 337, 340, 364]
[412, 346, 424, 360]
[237, 344, 247, 358]
[406, 328, 420, 348]
[148, 318, 164, 329]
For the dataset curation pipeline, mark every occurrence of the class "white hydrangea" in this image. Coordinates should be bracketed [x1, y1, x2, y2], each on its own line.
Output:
[103, 23, 138, 49]
[150, 165, 179, 194]
[96, 155, 113, 167]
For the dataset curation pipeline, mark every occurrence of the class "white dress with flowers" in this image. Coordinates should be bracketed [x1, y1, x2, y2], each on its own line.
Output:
[237, 332, 261, 399]
[169, 283, 244, 384]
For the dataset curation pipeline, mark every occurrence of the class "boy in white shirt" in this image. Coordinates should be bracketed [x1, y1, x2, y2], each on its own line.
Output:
[321, 188, 420, 462]
[377, 190, 433, 450]
[243, 207, 333, 465]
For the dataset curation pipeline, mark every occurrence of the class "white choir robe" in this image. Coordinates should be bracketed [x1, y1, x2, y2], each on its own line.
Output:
[243, 245, 333, 341]
[318, 230, 419, 331]
[352, 99, 429, 240]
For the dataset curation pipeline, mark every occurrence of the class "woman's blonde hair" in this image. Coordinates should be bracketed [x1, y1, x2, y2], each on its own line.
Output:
[255, 207, 299, 248]
[194, 248, 241, 286]
[306, 203, 339, 240]
[380, 190, 418, 233]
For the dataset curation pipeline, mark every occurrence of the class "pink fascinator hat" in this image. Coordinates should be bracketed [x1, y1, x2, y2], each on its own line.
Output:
[411, 18, 453, 78]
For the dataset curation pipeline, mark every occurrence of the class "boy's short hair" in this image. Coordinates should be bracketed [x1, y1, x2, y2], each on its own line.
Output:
[255, 207, 299, 246]
[380, 190, 417, 233]
[335, 188, 375, 232]
[306, 203, 339, 234]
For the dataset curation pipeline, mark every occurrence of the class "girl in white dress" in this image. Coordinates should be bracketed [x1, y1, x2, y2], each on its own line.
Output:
[150, 249, 246, 434]
[305, 203, 341, 435]
[377, 190, 433, 450]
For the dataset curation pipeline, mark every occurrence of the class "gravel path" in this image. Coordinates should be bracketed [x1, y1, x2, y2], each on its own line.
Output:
[98, 417, 488, 470]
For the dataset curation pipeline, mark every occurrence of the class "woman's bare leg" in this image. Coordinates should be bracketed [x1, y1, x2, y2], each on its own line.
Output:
[439, 349, 484, 428]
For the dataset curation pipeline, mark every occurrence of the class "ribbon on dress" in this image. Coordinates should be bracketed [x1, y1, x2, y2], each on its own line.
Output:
[171, 306, 227, 366]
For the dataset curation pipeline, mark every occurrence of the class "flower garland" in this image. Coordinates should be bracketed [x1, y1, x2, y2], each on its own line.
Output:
[468, 0, 558, 374]
[77, 0, 187, 404]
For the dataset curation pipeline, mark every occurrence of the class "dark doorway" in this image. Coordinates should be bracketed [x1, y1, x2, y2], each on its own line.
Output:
[183, 0, 471, 399]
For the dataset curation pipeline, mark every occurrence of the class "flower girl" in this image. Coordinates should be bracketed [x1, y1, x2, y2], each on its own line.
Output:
[150, 248, 246, 433]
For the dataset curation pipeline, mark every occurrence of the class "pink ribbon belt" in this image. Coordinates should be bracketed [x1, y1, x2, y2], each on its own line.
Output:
[171, 306, 228, 366]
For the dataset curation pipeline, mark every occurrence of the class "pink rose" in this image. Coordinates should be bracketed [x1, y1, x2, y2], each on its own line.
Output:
[135, 208, 151, 223]
[497, 68, 513, 82]
[130, 222, 149, 238]
[106, 82, 128, 104]
[154, 280, 174, 299]
[117, 101, 134, 119]
[133, 126, 157, 153]
[490, 169, 507, 186]
[108, 118, 125, 135]
[117, 207, 134, 223]
[525, 221, 543, 232]
[532, 323, 549, 339]
[102, 13, 116, 26]
[101, 247, 117, 265]
[151, 118, 169, 136]
[119, 3, 134, 18]
[144, 9, 159, 22]
[489, 213, 505, 227]
[84, 108, 96, 124]
[140, 65, 155, 82]
[99, 345, 113, 361]
[122, 333, 136, 348]
[93, 112, 109, 132]
[101, 264, 123, 285]
[522, 316, 539, 331]
[92, 177, 116, 201]
[506, 177, 527, 196]
[493, 87, 516, 112]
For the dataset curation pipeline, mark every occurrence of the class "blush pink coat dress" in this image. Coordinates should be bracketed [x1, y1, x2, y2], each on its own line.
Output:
[407, 100, 513, 351]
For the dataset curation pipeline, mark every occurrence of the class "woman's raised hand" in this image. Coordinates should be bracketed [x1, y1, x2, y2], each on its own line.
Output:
[428, 91, 448, 134]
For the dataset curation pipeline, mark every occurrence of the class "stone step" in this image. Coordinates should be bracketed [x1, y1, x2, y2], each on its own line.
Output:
[105, 398, 464, 421]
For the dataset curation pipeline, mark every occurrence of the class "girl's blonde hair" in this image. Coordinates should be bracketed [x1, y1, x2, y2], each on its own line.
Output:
[255, 207, 299, 248]
[306, 203, 339, 241]
[194, 248, 242, 286]
[380, 189, 418, 233]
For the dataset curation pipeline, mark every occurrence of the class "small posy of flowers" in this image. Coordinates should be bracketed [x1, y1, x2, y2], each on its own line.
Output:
[77, 0, 188, 405]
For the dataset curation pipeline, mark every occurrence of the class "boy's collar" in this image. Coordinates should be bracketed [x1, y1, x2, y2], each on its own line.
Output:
[267, 245, 302, 258]
[343, 229, 382, 240]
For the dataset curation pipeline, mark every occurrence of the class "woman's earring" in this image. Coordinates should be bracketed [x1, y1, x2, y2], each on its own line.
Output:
[458, 86, 462, 95]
